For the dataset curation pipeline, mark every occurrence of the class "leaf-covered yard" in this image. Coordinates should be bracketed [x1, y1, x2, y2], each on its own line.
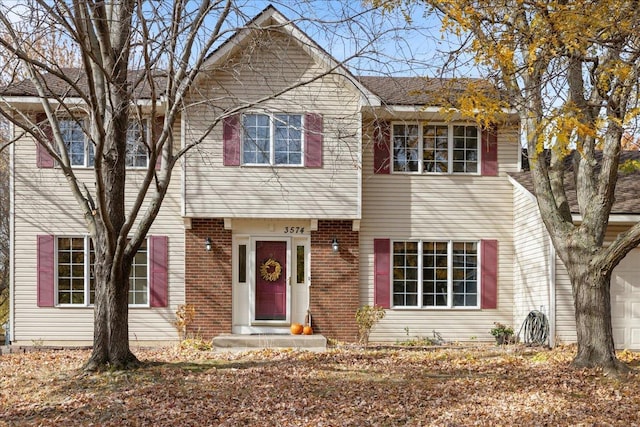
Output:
[1, 345, 639, 426]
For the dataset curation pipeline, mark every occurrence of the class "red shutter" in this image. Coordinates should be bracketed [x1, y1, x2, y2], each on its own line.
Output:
[481, 239, 498, 309]
[223, 115, 241, 166]
[154, 116, 164, 170]
[304, 113, 323, 168]
[374, 238, 391, 309]
[36, 113, 55, 168]
[373, 120, 391, 174]
[481, 126, 498, 176]
[149, 235, 168, 307]
[37, 235, 55, 307]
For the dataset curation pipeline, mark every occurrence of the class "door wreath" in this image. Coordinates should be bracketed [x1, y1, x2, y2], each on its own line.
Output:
[260, 258, 282, 282]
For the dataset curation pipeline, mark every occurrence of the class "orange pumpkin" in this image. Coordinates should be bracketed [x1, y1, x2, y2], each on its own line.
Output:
[303, 325, 313, 335]
[290, 323, 303, 335]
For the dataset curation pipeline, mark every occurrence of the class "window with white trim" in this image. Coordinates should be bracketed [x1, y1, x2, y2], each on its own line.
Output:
[56, 236, 148, 306]
[59, 119, 149, 168]
[128, 240, 148, 305]
[393, 123, 479, 173]
[56, 237, 94, 304]
[242, 113, 303, 165]
[60, 119, 93, 167]
[392, 240, 478, 308]
[125, 122, 149, 168]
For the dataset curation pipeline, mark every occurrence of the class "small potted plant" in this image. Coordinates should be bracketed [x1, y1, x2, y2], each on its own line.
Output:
[490, 322, 514, 345]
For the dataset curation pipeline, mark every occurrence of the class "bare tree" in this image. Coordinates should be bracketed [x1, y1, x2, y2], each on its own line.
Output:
[379, 0, 640, 373]
[0, 21, 80, 334]
[0, 0, 406, 370]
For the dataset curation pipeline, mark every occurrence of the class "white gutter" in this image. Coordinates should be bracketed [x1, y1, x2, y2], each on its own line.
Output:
[572, 213, 640, 223]
[2, 96, 162, 108]
[356, 110, 362, 220]
[180, 113, 186, 217]
[366, 105, 519, 115]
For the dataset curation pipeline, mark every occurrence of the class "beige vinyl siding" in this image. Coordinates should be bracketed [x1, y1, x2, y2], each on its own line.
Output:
[361, 122, 519, 344]
[184, 30, 360, 219]
[512, 185, 552, 336]
[553, 256, 576, 345]
[11, 128, 184, 345]
[554, 224, 639, 347]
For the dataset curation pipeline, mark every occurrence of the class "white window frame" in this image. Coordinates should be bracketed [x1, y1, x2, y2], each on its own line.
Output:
[58, 118, 150, 169]
[241, 112, 305, 167]
[391, 122, 481, 175]
[391, 239, 480, 310]
[128, 239, 150, 307]
[55, 235, 93, 306]
[54, 235, 150, 307]
[59, 118, 92, 167]
[125, 120, 150, 169]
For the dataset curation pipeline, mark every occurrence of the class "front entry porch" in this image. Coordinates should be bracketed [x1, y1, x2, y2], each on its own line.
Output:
[212, 333, 327, 352]
[185, 218, 360, 343]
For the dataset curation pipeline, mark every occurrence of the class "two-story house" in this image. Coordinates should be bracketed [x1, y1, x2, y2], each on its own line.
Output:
[5, 6, 640, 349]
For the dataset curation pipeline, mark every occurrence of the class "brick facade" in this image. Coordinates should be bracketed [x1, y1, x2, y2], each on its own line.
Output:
[309, 220, 360, 342]
[185, 218, 232, 339]
[185, 218, 360, 342]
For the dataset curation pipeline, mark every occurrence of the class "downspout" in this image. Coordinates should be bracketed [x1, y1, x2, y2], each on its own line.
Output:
[180, 113, 186, 217]
[8, 121, 15, 344]
[548, 235, 556, 347]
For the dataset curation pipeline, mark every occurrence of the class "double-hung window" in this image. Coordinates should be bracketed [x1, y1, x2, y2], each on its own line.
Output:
[242, 113, 303, 165]
[56, 237, 95, 305]
[125, 122, 149, 168]
[393, 123, 479, 173]
[60, 119, 93, 167]
[392, 240, 478, 308]
[56, 236, 149, 306]
[58, 118, 149, 168]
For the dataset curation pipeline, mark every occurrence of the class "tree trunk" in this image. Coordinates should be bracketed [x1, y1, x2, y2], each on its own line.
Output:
[569, 261, 629, 375]
[85, 254, 139, 371]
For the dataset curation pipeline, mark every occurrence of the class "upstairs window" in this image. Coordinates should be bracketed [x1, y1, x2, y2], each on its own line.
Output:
[58, 118, 149, 168]
[60, 119, 92, 167]
[125, 122, 149, 168]
[242, 113, 303, 166]
[393, 123, 479, 174]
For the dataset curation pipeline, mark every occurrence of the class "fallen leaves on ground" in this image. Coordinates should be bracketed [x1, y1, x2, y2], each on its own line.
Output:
[1, 344, 639, 426]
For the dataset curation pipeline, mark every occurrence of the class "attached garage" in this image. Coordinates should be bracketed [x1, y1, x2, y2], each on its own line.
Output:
[611, 249, 640, 350]
[510, 155, 640, 350]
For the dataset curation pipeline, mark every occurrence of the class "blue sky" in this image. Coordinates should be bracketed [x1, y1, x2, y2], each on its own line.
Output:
[217, 0, 480, 78]
[0, 0, 480, 78]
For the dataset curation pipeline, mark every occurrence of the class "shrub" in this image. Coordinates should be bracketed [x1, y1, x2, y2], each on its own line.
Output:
[355, 305, 386, 347]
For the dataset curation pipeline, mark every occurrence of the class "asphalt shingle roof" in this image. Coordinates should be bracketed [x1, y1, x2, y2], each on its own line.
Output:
[509, 151, 640, 215]
[356, 76, 497, 106]
[1, 68, 166, 98]
[3, 69, 495, 107]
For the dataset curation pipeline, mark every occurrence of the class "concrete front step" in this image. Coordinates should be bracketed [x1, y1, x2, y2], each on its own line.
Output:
[212, 334, 327, 352]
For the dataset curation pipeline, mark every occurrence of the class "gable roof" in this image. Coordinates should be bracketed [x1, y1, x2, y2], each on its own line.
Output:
[1, 6, 503, 110]
[509, 151, 640, 215]
[203, 5, 380, 107]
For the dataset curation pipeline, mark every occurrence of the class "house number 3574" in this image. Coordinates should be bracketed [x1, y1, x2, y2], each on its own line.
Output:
[283, 226, 305, 234]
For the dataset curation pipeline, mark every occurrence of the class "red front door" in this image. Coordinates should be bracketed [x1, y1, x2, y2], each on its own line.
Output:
[255, 240, 287, 321]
